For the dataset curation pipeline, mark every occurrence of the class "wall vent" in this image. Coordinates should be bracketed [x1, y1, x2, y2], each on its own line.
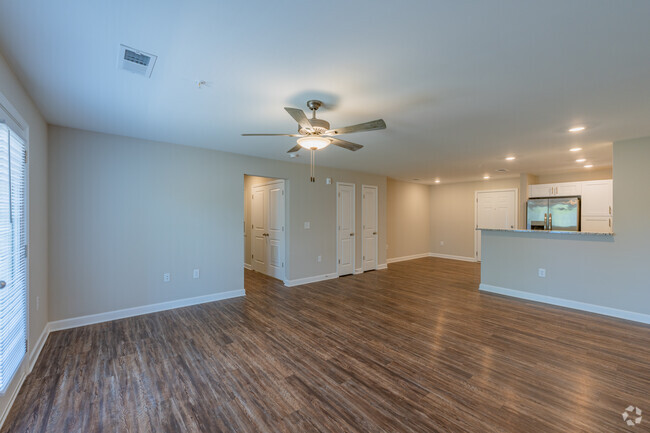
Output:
[118, 45, 157, 77]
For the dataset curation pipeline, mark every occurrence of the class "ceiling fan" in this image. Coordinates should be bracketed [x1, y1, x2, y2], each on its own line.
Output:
[242, 100, 386, 182]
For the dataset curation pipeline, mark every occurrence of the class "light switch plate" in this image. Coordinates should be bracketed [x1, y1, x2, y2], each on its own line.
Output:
[304, 222, 310, 229]
[538, 268, 546, 278]
[193, 269, 200, 279]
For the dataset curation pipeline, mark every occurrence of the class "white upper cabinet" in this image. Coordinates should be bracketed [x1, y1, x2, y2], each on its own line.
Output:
[529, 184, 554, 198]
[581, 180, 613, 217]
[556, 182, 582, 197]
[529, 182, 582, 198]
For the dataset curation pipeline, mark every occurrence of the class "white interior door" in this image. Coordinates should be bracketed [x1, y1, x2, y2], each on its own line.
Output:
[267, 181, 285, 279]
[337, 183, 355, 276]
[475, 189, 517, 261]
[251, 185, 267, 273]
[362, 185, 378, 271]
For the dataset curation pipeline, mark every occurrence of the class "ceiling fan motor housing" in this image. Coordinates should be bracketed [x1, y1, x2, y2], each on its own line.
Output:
[299, 118, 330, 135]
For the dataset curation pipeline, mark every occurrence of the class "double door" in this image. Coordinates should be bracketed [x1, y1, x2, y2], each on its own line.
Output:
[251, 180, 285, 280]
[337, 184, 378, 275]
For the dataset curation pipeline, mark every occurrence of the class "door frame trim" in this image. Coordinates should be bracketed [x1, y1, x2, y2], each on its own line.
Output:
[361, 184, 378, 272]
[250, 178, 286, 281]
[474, 188, 519, 262]
[336, 182, 355, 276]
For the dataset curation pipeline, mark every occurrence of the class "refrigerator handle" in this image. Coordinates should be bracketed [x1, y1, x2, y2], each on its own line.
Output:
[549, 213, 552, 230]
[544, 213, 547, 230]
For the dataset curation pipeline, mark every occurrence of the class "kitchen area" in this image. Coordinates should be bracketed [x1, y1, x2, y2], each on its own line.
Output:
[526, 179, 613, 233]
[476, 136, 650, 325]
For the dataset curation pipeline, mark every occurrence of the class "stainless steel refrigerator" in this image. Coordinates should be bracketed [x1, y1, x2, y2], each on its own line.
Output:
[527, 197, 581, 231]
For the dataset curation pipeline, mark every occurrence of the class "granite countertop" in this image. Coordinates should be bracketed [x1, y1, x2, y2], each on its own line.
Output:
[478, 228, 614, 236]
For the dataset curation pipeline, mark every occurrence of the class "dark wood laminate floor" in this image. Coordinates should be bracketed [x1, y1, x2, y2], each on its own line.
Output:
[4, 257, 650, 432]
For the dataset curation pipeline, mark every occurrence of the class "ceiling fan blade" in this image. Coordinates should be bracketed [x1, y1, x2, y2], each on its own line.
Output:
[284, 107, 313, 131]
[327, 119, 386, 135]
[287, 144, 302, 153]
[330, 137, 363, 151]
[241, 133, 302, 137]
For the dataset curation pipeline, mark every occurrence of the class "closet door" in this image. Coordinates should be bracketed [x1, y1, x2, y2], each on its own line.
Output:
[266, 182, 285, 279]
[251, 185, 267, 273]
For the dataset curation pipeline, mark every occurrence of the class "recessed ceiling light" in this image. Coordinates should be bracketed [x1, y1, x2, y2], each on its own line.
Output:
[483, 175, 490, 180]
[570, 147, 582, 152]
[569, 126, 586, 133]
[434, 179, 441, 183]
[576, 158, 586, 163]
[505, 156, 516, 161]
[584, 164, 593, 168]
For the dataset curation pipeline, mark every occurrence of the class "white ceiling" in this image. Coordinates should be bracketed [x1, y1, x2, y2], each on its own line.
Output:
[1, 0, 649, 183]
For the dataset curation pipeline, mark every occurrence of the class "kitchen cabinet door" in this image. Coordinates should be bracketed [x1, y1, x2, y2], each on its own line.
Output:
[581, 180, 613, 216]
[581, 216, 612, 233]
[529, 184, 553, 198]
[555, 182, 582, 197]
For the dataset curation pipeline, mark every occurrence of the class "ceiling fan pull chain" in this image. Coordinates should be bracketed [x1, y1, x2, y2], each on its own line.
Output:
[310, 149, 315, 182]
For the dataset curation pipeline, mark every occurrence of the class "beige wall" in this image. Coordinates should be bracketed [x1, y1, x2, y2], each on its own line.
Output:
[243, 175, 278, 266]
[48, 125, 387, 321]
[481, 137, 649, 316]
[386, 178, 430, 260]
[0, 53, 48, 418]
[429, 177, 520, 259]
[534, 167, 612, 184]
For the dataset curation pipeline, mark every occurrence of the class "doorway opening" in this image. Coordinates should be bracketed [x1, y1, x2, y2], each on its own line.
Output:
[244, 175, 287, 282]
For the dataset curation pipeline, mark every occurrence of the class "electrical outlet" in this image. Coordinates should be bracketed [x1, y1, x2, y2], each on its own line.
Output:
[317, 255, 322, 263]
[193, 269, 200, 279]
[163, 273, 171, 282]
[538, 268, 546, 278]
[304, 221, 310, 229]
[440, 241, 445, 246]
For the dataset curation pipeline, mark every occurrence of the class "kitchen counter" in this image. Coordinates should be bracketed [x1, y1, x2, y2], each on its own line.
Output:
[478, 228, 614, 236]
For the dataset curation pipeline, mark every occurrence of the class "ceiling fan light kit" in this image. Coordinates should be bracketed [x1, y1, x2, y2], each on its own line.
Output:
[242, 99, 386, 182]
[297, 136, 331, 150]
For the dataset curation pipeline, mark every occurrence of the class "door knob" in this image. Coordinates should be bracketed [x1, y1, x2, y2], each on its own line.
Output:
[349, 233, 354, 236]
[372, 232, 377, 235]
[0, 281, 5, 289]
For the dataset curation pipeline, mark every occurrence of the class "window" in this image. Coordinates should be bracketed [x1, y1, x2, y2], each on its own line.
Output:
[0, 119, 27, 394]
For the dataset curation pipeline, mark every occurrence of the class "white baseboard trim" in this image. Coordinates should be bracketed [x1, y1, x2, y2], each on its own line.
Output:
[49, 289, 246, 332]
[243, 263, 252, 271]
[29, 323, 51, 372]
[479, 284, 650, 325]
[386, 253, 429, 264]
[0, 363, 27, 429]
[376, 263, 387, 270]
[284, 273, 338, 287]
[429, 252, 477, 262]
[1, 319, 51, 429]
[354, 268, 363, 275]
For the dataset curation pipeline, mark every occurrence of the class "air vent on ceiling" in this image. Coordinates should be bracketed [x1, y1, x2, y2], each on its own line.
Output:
[118, 45, 157, 77]
[495, 168, 509, 173]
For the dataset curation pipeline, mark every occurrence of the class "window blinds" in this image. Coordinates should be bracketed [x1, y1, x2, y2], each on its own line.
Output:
[0, 121, 26, 394]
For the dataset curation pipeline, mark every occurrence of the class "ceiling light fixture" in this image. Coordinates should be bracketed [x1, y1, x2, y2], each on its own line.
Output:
[505, 156, 516, 161]
[576, 158, 586, 163]
[570, 147, 582, 152]
[434, 179, 441, 183]
[584, 164, 593, 168]
[483, 175, 490, 180]
[569, 126, 586, 133]
[297, 136, 331, 150]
